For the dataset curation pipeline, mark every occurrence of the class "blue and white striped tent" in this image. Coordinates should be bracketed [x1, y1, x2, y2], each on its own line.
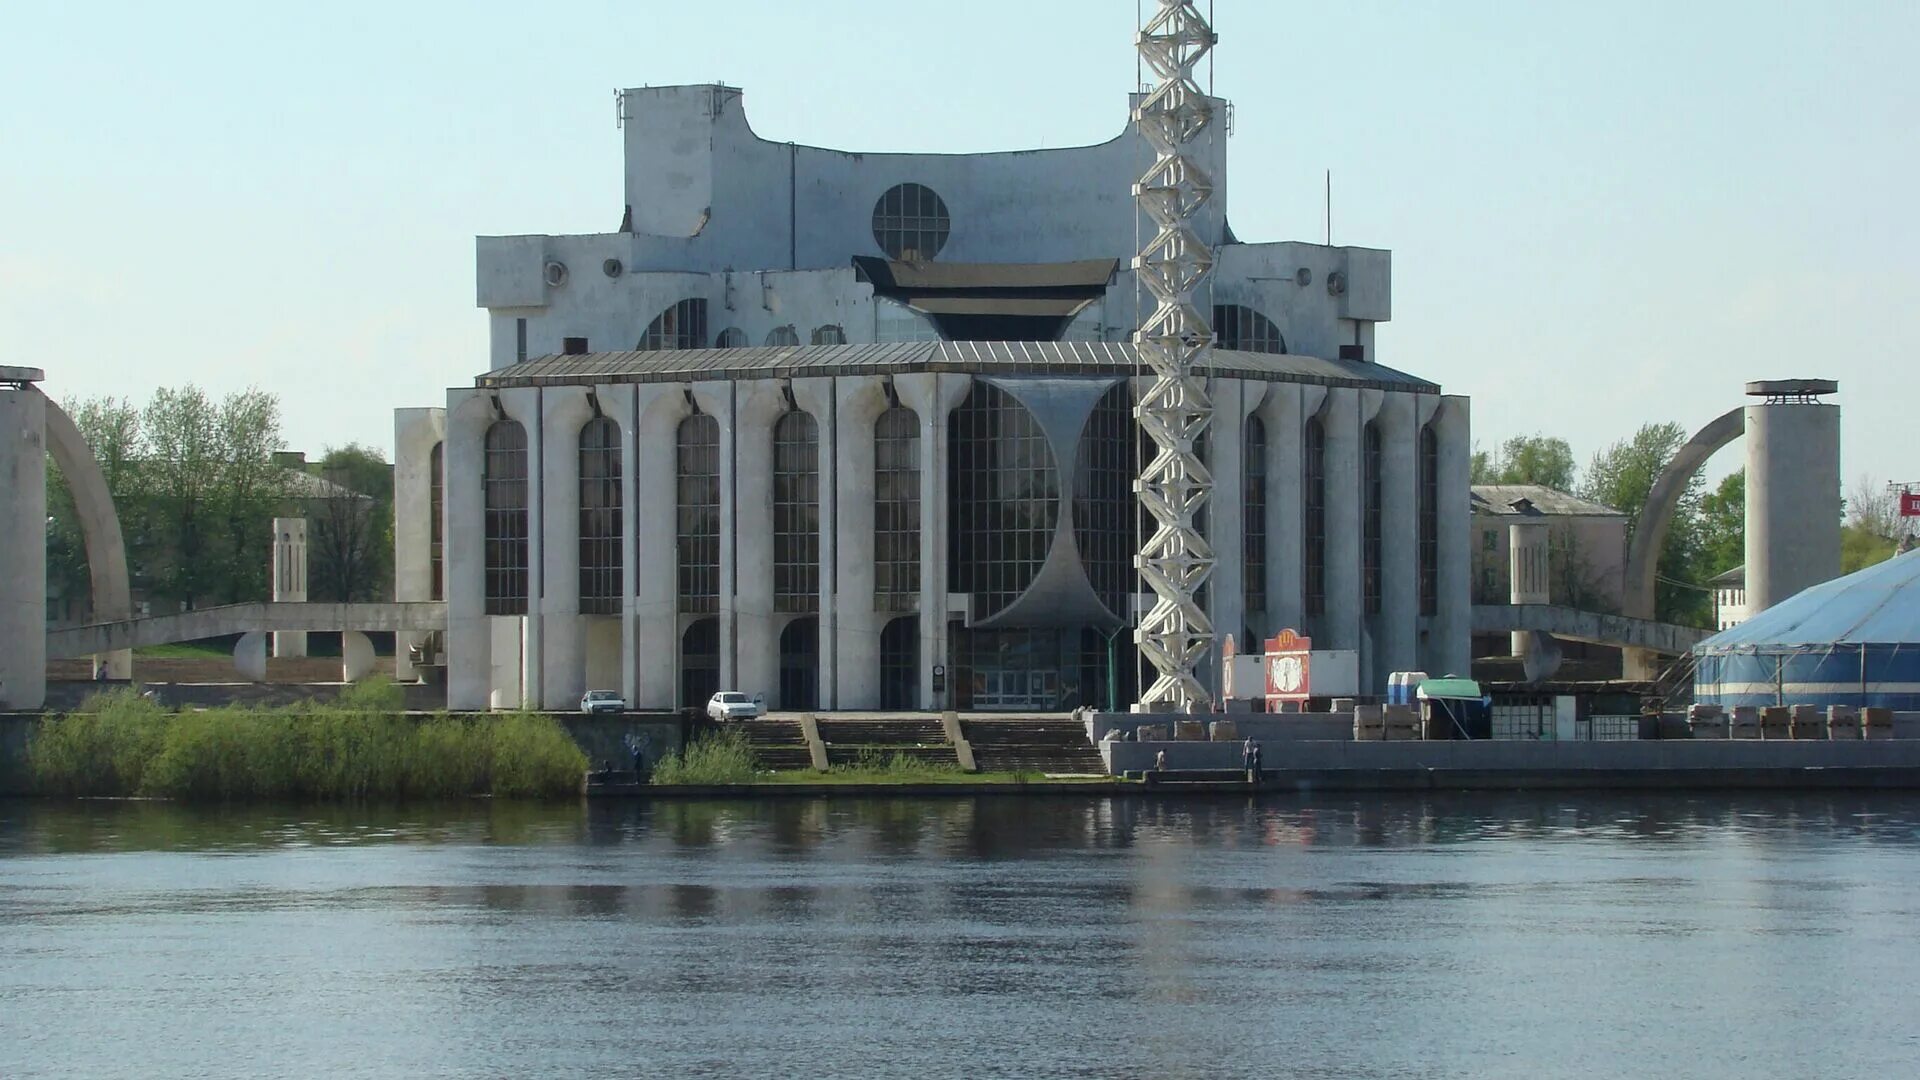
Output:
[1694, 549, 1920, 710]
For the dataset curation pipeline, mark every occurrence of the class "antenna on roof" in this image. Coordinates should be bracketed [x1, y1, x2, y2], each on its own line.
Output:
[1325, 169, 1332, 246]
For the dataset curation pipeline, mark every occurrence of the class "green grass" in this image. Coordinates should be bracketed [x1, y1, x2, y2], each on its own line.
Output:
[27, 679, 586, 802]
[133, 642, 232, 659]
[650, 727, 760, 785]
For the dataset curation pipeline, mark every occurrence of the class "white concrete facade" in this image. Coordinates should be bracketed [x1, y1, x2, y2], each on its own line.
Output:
[395, 83, 1471, 711]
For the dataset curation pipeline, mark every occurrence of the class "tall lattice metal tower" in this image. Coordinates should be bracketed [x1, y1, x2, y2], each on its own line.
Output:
[1131, 0, 1218, 711]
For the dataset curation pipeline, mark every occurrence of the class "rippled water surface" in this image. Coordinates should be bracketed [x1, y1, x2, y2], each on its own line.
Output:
[4, 794, 1920, 1079]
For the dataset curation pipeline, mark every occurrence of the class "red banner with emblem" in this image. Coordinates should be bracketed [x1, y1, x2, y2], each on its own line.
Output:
[1901, 490, 1920, 518]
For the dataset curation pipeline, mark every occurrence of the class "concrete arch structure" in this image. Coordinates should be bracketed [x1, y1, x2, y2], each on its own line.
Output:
[1620, 407, 1742, 679]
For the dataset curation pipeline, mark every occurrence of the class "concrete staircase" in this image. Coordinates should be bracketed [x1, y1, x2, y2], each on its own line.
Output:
[960, 717, 1105, 775]
[816, 716, 958, 767]
[730, 719, 815, 770]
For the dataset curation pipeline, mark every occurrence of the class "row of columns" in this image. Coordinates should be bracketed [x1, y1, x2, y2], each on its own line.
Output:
[430, 376, 1471, 711]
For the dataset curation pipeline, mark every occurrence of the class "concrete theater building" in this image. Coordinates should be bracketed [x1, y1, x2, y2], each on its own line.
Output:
[394, 83, 1473, 713]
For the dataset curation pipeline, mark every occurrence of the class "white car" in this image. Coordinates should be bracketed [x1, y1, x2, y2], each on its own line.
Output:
[580, 690, 626, 715]
[706, 691, 765, 721]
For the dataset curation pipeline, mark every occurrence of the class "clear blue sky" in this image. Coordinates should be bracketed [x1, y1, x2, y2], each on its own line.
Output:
[4, 1, 1914, 493]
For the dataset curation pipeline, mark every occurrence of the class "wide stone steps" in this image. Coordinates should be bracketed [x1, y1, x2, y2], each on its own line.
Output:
[727, 719, 813, 770]
[961, 718, 1105, 775]
[817, 717, 957, 769]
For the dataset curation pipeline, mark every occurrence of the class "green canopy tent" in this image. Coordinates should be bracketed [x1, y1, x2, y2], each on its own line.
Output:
[1416, 677, 1492, 740]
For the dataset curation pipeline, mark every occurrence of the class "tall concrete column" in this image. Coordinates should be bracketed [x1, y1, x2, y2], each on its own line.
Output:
[270, 518, 309, 658]
[392, 407, 445, 682]
[503, 387, 544, 710]
[1430, 396, 1473, 677]
[831, 377, 890, 710]
[1376, 392, 1419, 680]
[1261, 383, 1310, 638]
[895, 372, 970, 710]
[1320, 387, 1364, 656]
[1508, 517, 1551, 655]
[1744, 381, 1841, 614]
[0, 376, 47, 711]
[728, 383, 789, 702]
[792, 378, 838, 708]
[443, 390, 493, 710]
[539, 387, 594, 709]
[1205, 378, 1247, 695]
[632, 385, 691, 709]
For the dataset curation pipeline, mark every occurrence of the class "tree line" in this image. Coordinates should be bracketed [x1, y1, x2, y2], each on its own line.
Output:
[1473, 427, 1905, 628]
[47, 387, 393, 621]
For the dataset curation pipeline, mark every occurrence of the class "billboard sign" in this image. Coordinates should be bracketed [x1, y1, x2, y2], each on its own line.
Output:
[1902, 490, 1920, 518]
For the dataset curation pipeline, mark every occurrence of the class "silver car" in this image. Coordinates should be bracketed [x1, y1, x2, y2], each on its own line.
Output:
[706, 691, 764, 721]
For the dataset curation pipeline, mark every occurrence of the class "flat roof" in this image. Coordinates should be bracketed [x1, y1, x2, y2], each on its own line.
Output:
[476, 341, 1440, 393]
[1471, 485, 1624, 518]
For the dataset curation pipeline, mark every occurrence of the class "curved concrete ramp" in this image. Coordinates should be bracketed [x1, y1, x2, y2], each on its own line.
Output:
[47, 602, 447, 659]
[1624, 408, 1743, 621]
[1472, 604, 1709, 655]
[43, 398, 134, 679]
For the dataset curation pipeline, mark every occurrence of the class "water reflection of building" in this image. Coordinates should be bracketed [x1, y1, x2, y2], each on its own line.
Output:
[395, 84, 1473, 713]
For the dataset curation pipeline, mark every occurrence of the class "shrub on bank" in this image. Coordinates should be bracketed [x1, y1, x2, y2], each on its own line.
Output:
[27, 682, 587, 802]
[651, 727, 759, 785]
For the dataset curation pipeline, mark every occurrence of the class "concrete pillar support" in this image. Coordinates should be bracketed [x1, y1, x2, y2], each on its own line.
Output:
[1376, 392, 1420, 680]
[270, 518, 309, 658]
[392, 407, 446, 682]
[0, 382, 47, 710]
[632, 384, 691, 709]
[1260, 384, 1309, 638]
[1744, 395, 1841, 614]
[895, 372, 971, 710]
[1430, 395, 1473, 678]
[792, 377, 840, 708]
[831, 376, 892, 710]
[443, 389, 494, 710]
[539, 387, 595, 709]
[1320, 387, 1364, 655]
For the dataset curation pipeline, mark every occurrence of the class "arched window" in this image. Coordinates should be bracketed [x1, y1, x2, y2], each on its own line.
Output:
[578, 416, 621, 615]
[1303, 415, 1326, 617]
[676, 414, 720, 614]
[950, 382, 1057, 620]
[1214, 305, 1286, 354]
[1244, 416, 1267, 613]
[875, 406, 920, 609]
[1363, 420, 1383, 616]
[428, 441, 444, 602]
[483, 420, 529, 615]
[681, 618, 719, 708]
[779, 616, 819, 711]
[880, 616, 918, 711]
[872, 182, 950, 261]
[639, 298, 707, 350]
[774, 410, 820, 613]
[1420, 424, 1439, 616]
[714, 327, 748, 348]
[1073, 382, 1135, 621]
[811, 324, 847, 345]
[764, 325, 800, 347]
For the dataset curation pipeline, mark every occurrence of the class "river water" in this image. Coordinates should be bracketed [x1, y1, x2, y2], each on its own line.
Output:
[3, 793, 1918, 1079]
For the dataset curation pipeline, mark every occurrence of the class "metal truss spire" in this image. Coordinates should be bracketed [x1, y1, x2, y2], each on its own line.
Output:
[1132, 0, 1218, 711]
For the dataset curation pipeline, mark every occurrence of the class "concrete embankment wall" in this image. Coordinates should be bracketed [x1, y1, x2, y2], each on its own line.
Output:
[1087, 712, 1352, 743]
[0, 711, 684, 796]
[1103, 736, 1920, 786]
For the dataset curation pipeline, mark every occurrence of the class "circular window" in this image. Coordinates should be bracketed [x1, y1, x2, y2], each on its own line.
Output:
[872, 183, 950, 261]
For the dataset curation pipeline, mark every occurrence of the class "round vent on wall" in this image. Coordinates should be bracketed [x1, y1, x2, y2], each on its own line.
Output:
[1325, 271, 1346, 297]
[602, 258, 624, 278]
[1294, 267, 1313, 287]
[544, 260, 569, 288]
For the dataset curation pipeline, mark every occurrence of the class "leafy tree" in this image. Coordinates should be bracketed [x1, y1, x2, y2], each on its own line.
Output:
[1581, 422, 1708, 627]
[1842, 475, 1901, 573]
[1697, 469, 1743, 580]
[309, 444, 394, 602]
[46, 386, 288, 615]
[1480, 434, 1577, 491]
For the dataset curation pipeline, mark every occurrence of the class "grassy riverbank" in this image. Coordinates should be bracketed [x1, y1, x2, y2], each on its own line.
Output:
[28, 681, 586, 801]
